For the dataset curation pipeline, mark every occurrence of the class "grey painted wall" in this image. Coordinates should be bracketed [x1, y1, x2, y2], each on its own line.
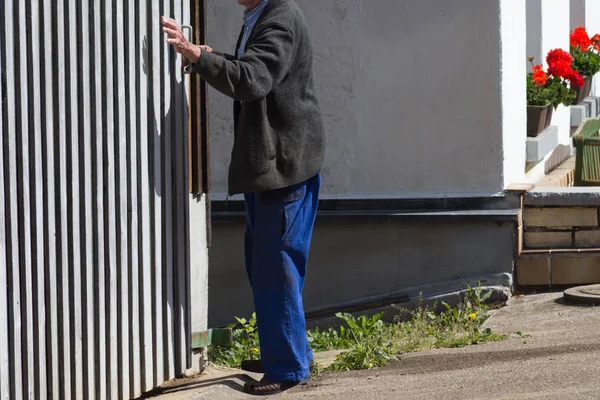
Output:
[527, 0, 543, 68]
[206, 0, 508, 199]
[209, 219, 516, 327]
[570, 0, 585, 30]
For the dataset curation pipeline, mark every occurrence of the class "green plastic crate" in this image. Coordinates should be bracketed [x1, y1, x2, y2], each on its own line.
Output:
[573, 116, 600, 186]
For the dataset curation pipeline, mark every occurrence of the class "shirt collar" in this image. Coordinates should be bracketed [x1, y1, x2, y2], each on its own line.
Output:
[243, 0, 269, 25]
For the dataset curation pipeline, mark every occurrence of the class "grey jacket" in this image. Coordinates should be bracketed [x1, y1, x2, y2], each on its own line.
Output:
[193, 0, 325, 195]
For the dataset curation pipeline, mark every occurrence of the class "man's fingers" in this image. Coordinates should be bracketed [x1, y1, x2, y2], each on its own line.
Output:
[163, 27, 180, 38]
[161, 17, 180, 30]
[162, 20, 178, 30]
[162, 22, 180, 32]
[162, 16, 195, 58]
[166, 18, 179, 28]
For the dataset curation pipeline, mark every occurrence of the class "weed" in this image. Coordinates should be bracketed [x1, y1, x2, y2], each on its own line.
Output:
[307, 324, 351, 352]
[515, 331, 532, 338]
[394, 282, 507, 351]
[207, 313, 260, 367]
[209, 282, 507, 372]
[325, 312, 399, 372]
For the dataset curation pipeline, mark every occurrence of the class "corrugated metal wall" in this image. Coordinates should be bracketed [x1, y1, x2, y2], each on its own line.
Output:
[0, 0, 194, 398]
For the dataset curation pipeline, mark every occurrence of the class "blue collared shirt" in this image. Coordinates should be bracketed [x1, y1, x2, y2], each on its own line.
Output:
[237, 0, 270, 58]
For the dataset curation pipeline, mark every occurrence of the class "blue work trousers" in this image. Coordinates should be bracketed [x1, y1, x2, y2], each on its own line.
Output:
[243, 174, 321, 382]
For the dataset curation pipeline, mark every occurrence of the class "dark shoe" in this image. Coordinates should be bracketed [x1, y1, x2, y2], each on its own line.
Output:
[241, 359, 315, 374]
[243, 376, 311, 396]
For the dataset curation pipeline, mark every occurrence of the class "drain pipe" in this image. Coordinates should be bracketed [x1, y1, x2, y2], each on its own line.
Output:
[548, 252, 552, 288]
[520, 248, 600, 255]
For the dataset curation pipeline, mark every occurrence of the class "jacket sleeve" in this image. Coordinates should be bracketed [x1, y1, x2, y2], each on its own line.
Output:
[193, 24, 294, 102]
[211, 49, 236, 61]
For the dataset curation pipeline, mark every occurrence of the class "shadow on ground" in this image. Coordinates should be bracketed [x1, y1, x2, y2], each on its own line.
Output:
[137, 370, 260, 399]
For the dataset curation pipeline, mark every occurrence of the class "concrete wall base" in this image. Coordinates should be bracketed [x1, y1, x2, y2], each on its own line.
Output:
[208, 218, 516, 327]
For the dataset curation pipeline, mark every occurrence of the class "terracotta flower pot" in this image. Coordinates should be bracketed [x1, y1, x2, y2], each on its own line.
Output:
[527, 104, 552, 137]
[572, 75, 593, 105]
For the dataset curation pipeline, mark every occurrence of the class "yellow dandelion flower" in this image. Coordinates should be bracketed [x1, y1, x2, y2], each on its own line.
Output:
[469, 313, 477, 320]
[251, 348, 259, 353]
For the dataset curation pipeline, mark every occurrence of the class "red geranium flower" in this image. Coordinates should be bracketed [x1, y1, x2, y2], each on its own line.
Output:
[531, 64, 548, 86]
[592, 34, 600, 51]
[571, 26, 591, 50]
[533, 71, 548, 86]
[547, 48, 573, 67]
[548, 61, 573, 78]
[566, 70, 585, 87]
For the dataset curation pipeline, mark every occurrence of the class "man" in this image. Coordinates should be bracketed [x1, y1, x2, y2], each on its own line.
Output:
[162, 0, 325, 395]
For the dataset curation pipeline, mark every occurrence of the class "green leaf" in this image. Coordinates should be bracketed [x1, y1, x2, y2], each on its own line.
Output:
[480, 290, 492, 302]
[371, 312, 385, 323]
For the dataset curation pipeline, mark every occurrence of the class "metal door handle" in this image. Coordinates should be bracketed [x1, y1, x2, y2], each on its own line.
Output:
[181, 25, 193, 74]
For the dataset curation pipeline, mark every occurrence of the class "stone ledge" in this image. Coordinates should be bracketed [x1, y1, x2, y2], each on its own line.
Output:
[526, 126, 559, 163]
[306, 273, 513, 325]
[517, 255, 600, 286]
[516, 257, 548, 286]
[524, 187, 600, 206]
[523, 207, 599, 227]
[571, 96, 600, 127]
[524, 231, 573, 248]
[584, 97, 600, 119]
[575, 230, 600, 248]
[572, 105, 587, 127]
[553, 256, 600, 285]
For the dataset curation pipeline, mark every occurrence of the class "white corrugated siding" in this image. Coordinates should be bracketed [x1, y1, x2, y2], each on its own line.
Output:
[0, 0, 194, 398]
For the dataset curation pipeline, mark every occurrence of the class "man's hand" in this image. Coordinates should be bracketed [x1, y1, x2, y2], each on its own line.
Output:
[161, 16, 201, 63]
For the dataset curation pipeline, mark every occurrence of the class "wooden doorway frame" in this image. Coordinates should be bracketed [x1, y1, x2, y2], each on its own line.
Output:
[189, 0, 211, 244]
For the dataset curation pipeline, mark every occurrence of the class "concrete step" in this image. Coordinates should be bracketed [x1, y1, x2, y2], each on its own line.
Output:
[535, 157, 575, 187]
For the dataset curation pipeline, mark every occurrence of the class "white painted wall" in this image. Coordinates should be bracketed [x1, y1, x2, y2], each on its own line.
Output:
[501, 0, 527, 188]
[542, 0, 571, 149]
[189, 194, 209, 370]
[525, 0, 572, 184]
[571, 0, 600, 96]
[206, 0, 525, 199]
